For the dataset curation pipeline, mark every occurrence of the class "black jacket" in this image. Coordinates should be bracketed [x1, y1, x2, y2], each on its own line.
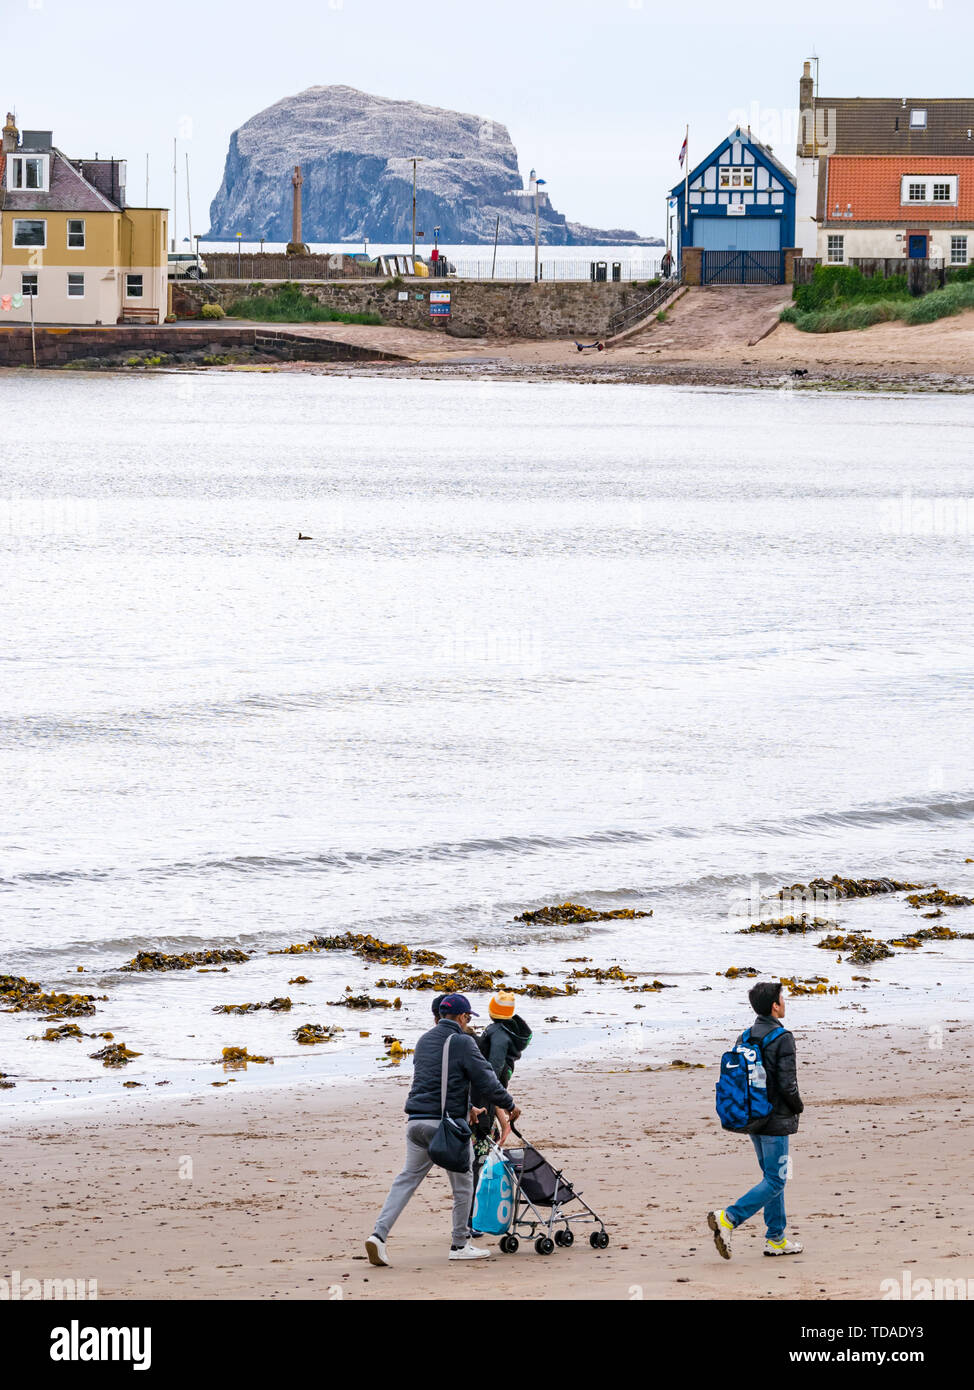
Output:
[478, 1015, 533, 1087]
[742, 1014, 804, 1136]
[405, 1019, 515, 1121]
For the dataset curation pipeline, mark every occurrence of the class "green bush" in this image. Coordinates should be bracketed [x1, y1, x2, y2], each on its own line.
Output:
[225, 282, 382, 326]
[946, 264, 974, 284]
[782, 281, 974, 333]
[793, 264, 909, 313]
[656, 310, 667, 323]
[200, 303, 226, 319]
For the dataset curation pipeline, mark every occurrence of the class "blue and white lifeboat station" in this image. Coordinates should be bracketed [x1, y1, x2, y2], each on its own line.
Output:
[670, 128, 796, 283]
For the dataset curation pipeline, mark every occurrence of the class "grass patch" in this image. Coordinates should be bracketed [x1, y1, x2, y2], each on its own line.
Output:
[783, 263, 974, 333]
[226, 282, 382, 326]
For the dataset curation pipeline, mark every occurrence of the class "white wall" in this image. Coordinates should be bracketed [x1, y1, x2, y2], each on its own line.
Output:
[816, 227, 974, 262]
[0, 263, 165, 324]
[794, 155, 820, 257]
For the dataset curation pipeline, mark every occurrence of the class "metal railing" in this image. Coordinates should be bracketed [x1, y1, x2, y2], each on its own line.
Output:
[451, 259, 662, 282]
[197, 252, 664, 283]
[606, 276, 680, 337]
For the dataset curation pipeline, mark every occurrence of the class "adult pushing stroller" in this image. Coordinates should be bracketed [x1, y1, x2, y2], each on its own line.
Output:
[473, 1124, 609, 1256]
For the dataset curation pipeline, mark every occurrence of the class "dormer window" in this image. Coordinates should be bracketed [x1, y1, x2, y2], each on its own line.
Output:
[910, 109, 927, 129]
[718, 167, 754, 190]
[6, 153, 50, 192]
[901, 174, 957, 205]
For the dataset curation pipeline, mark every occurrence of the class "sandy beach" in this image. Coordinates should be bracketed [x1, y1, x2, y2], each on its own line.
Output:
[5, 1020, 971, 1302]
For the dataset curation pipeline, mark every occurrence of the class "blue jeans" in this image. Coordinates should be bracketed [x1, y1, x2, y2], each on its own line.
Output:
[725, 1134, 789, 1241]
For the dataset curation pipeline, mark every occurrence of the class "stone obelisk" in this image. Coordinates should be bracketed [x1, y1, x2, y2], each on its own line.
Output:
[286, 164, 310, 255]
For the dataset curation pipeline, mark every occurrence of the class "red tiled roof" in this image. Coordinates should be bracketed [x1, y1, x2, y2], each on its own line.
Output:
[827, 155, 974, 222]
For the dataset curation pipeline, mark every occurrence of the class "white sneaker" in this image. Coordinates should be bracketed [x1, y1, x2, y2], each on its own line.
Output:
[765, 1237, 804, 1256]
[708, 1209, 734, 1261]
[449, 1242, 491, 1260]
[365, 1234, 390, 1267]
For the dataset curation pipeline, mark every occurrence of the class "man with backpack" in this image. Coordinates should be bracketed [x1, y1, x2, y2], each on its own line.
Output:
[366, 993, 520, 1267]
[709, 980, 804, 1259]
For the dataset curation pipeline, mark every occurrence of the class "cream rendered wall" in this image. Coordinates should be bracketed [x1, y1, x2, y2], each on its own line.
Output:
[816, 227, 974, 261]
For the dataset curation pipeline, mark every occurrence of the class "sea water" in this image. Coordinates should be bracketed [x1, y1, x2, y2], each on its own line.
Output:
[2, 369, 973, 1103]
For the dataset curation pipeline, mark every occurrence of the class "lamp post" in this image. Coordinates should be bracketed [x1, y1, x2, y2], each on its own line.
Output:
[236, 231, 242, 277]
[408, 157, 424, 263]
[533, 174, 547, 283]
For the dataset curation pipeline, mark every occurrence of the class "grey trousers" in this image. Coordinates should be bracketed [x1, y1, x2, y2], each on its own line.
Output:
[373, 1119, 473, 1249]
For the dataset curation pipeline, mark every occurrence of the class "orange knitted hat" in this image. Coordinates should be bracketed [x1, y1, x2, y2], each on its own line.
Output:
[489, 991, 517, 1020]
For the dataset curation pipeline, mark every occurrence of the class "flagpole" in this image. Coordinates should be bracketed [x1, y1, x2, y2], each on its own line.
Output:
[683, 124, 689, 230]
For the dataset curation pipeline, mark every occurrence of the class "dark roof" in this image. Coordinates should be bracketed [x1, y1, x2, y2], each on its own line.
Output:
[1, 147, 122, 213]
[814, 98, 974, 156]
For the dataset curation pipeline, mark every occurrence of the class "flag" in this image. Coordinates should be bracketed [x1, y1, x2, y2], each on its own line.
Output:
[678, 135, 688, 168]
[13, 294, 23, 308]
[0, 295, 11, 311]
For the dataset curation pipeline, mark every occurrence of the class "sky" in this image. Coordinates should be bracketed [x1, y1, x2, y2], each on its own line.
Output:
[3, 0, 974, 243]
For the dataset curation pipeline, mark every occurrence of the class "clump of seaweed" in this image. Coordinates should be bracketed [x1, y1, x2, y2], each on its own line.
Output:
[780, 975, 840, 996]
[719, 966, 760, 979]
[2, 973, 106, 1017]
[120, 948, 251, 972]
[270, 932, 445, 968]
[294, 1023, 343, 1045]
[220, 1046, 272, 1067]
[521, 981, 579, 998]
[39, 1024, 84, 1041]
[817, 932, 895, 965]
[739, 916, 835, 935]
[90, 1042, 142, 1067]
[211, 998, 292, 1014]
[515, 902, 652, 925]
[382, 1035, 413, 1063]
[327, 993, 401, 1010]
[288, 976, 311, 985]
[775, 876, 920, 900]
[376, 963, 504, 993]
[905, 889, 974, 910]
[569, 965, 635, 981]
[623, 980, 674, 993]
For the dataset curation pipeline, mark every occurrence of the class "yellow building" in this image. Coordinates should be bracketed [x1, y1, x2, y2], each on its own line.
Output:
[0, 113, 167, 325]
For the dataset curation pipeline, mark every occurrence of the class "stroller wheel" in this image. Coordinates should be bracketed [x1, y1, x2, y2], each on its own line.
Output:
[499, 1235, 519, 1254]
[590, 1230, 610, 1249]
[534, 1236, 555, 1256]
[554, 1229, 574, 1247]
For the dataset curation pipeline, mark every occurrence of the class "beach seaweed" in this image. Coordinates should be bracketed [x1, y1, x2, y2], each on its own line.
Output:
[120, 948, 251, 972]
[740, 916, 834, 935]
[569, 965, 635, 981]
[293, 1023, 343, 1045]
[515, 902, 652, 925]
[211, 998, 292, 1014]
[775, 876, 920, 900]
[327, 993, 401, 1009]
[905, 889, 974, 910]
[780, 975, 840, 996]
[816, 933, 895, 964]
[90, 1042, 142, 1067]
[220, 1046, 272, 1067]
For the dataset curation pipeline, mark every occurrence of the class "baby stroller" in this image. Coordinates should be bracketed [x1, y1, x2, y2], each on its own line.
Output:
[477, 1124, 609, 1256]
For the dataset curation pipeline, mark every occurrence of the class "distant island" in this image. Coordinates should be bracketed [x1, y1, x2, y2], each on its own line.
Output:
[206, 85, 661, 247]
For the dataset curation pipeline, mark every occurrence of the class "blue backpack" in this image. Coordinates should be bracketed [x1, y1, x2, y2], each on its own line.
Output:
[472, 1150, 516, 1235]
[715, 1026, 784, 1133]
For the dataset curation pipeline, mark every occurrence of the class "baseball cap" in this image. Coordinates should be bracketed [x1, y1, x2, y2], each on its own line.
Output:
[438, 993, 478, 1018]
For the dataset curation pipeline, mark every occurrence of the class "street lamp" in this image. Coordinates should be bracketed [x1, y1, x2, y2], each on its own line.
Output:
[533, 174, 547, 283]
[236, 231, 243, 278]
[408, 157, 425, 263]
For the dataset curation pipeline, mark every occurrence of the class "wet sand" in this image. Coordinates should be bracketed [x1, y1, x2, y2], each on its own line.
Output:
[5, 1020, 971, 1301]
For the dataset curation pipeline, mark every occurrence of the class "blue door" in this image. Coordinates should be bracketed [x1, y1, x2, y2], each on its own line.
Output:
[908, 235, 928, 258]
[694, 216, 781, 252]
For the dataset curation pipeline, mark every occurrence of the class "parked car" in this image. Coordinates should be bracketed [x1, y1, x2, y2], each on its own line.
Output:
[167, 252, 207, 280]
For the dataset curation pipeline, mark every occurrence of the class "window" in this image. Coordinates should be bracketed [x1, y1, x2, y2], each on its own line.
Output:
[67, 219, 86, 249]
[126, 274, 143, 298]
[951, 235, 969, 265]
[67, 273, 85, 298]
[901, 175, 957, 205]
[827, 234, 844, 263]
[13, 218, 46, 247]
[910, 109, 927, 129]
[718, 166, 755, 190]
[21, 273, 38, 297]
[7, 154, 49, 191]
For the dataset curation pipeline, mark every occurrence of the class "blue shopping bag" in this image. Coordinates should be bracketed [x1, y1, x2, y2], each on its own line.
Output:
[472, 1151, 515, 1235]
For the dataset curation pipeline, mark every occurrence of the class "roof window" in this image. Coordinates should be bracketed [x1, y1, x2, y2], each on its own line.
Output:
[910, 109, 927, 129]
